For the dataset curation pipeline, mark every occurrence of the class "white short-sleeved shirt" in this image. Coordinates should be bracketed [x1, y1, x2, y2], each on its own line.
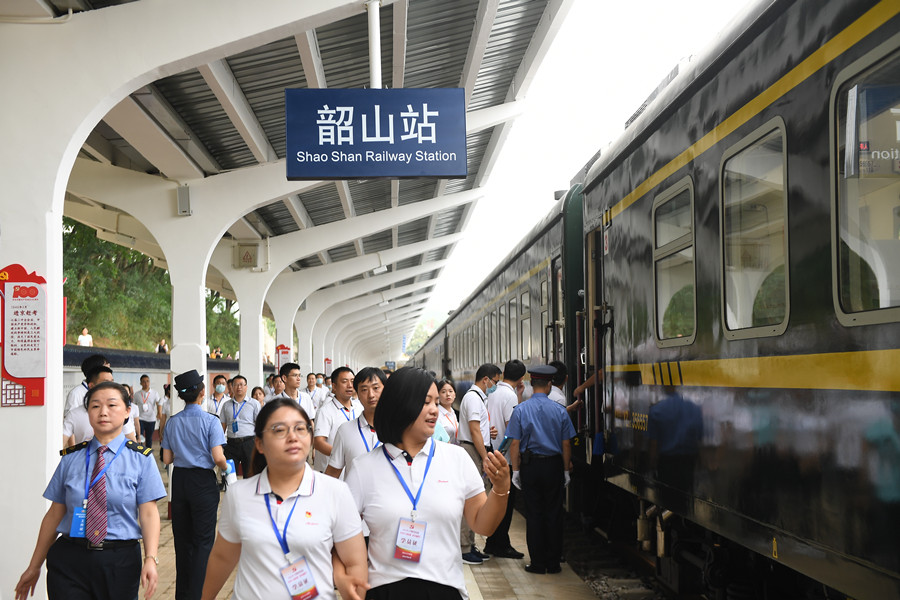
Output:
[273, 390, 316, 420]
[328, 413, 380, 473]
[220, 398, 262, 439]
[344, 439, 484, 599]
[136, 388, 161, 421]
[217, 466, 362, 600]
[64, 381, 89, 418]
[486, 382, 517, 454]
[437, 405, 459, 445]
[62, 405, 93, 444]
[205, 395, 230, 417]
[313, 397, 364, 472]
[124, 404, 138, 436]
[457, 387, 489, 446]
[549, 385, 566, 407]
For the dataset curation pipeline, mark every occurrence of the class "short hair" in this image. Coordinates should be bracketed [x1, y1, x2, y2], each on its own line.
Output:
[231, 374, 247, 385]
[503, 359, 526, 381]
[140, 374, 149, 382]
[86, 365, 113, 385]
[353, 367, 386, 392]
[251, 386, 265, 399]
[331, 366, 354, 382]
[280, 362, 301, 378]
[316, 373, 325, 378]
[80, 354, 108, 378]
[307, 372, 317, 379]
[251, 398, 311, 476]
[85, 381, 131, 408]
[475, 363, 501, 381]
[374, 367, 436, 446]
[549, 360, 568, 386]
[437, 379, 456, 394]
[213, 374, 227, 384]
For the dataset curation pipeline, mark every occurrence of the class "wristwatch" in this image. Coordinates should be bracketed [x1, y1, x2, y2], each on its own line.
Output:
[145, 555, 159, 565]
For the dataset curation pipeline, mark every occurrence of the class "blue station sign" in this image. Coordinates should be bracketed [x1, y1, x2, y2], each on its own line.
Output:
[286, 88, 467, 180]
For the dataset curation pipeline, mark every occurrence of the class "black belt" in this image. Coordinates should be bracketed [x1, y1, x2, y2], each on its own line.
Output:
[59, 535, 139, 551]
[228, 435, 254, 443]
[526, 453, 560, 459]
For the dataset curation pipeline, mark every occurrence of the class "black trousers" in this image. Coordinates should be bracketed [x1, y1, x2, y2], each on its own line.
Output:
[367, 578, 462, 600]
[171, 467, 219, 600]
[485, 464, 517, 550]
[224, 436, 255, 477]
[46, 536, 141, 600]
[521, 454, 565, 569]
[139, 420, 156, 448]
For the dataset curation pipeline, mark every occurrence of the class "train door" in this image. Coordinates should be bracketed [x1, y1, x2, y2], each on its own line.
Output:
[549, 256, 565, 362]
[585, 225, 611, 463]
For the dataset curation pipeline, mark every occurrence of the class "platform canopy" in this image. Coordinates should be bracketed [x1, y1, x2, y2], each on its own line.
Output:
[3, 0, 572, 366]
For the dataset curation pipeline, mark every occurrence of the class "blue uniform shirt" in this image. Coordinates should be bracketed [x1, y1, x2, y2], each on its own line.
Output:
[162, 403, 227, 469]
[44, 433, 166, 539]
[505, 393, 576, 456]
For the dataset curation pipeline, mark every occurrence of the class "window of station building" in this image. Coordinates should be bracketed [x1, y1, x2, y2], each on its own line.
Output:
[834, 47, 900, 326]
[509, 298, 518, 359]
[653, 178, 696, 346]
[721, 119, 789, 339]
[498, 303, 507, 362]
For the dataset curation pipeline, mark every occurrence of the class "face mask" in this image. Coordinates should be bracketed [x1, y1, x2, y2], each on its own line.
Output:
[326, 384, 332, 391]
[215, 384, 226, 394]
[487, 383, 498, 395]
[316, 378, 324, 385]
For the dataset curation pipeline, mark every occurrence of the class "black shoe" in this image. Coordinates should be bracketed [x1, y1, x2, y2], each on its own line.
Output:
[488, 546, 525, 559]
[546, 564, 562, 574]
[524, 564, 546, 574]
[471, 545, 490, 561]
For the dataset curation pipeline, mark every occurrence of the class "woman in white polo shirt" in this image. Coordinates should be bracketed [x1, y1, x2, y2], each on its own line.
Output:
[201, 398, 368, 600]
[342, 367, 511, 599]
[436, 379, 459, 445]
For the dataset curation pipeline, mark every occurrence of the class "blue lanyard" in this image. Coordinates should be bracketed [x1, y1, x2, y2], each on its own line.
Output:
[232, 400, 247, 422]
[264, 491, 302, 558]
[82, 439, 124, 506]
[212, 397, 220, 413]
[357, 418, 381, 452]
[382, 440, 435, 519]
[334, 398, 354, 421]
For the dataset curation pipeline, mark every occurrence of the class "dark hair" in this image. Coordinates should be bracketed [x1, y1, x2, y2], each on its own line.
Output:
[80, 354, 108, 378]
[373, 367, 436, 446]
[177, 381, 204, 403]
[213, 374, 227, 384]
[316, 373, 325, 378]
[475, 363, 501, 381]
[503, 359, 526, 381]
[331, 366, 354, 382]
[232, 374, 247, 385]
[353, 367, 386, 392]
[307, 372, 317, 379]
[85, 381, 131, 409]
[279, 362, 301, 378]
[250, 398, 311, 476]
[549, 360, 568, 386]
[251, 386, 265, 399]
[140, 374, 149, 381]
[437, 379, 456, 394]
[86, 365, 113, 385]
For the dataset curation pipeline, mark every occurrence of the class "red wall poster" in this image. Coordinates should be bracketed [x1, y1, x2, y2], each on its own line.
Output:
[1, 264, 47, 407]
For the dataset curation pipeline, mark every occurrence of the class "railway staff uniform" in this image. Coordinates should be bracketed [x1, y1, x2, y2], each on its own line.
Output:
[162, 370, 229, 600]
[220, 393, 262, 477]
[16, 381, 165, 600]
[505, 365, 575, 574]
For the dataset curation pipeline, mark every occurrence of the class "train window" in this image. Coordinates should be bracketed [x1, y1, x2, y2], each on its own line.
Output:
[834, 47, 900, 325]
[541, 310, 549, 358]
[509, 298, 518, 359]
[491, 310, 499, 361]
[540, 279, 548, 306]
[522, 317, 531, 360]
[720, 118, 789, 339]
[499, 304, 507, 362]
[653, 178, 696, 346]
[521, 290, 530, 315]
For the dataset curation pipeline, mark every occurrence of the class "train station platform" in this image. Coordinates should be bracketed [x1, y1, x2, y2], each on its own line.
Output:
[150, 459, 599, 600]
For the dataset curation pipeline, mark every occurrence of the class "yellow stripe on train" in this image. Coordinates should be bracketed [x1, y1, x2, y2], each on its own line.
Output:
[607, 349, 900, 392]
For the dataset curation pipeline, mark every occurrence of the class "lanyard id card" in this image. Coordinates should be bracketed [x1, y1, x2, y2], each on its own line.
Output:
[394, 518, 427, 562]
[280, 555, 319, 600]
[69, 506, 87, 537]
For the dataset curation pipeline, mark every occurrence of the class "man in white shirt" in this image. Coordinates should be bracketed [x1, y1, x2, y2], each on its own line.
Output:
[136, 373, 162, 450]
[314, 367, 363, 472]
[305, 371, 326, 409]
[265, 373, 285, 401]
[483, 360, 527, 559]
[549, 360, 583, 414]
[273, 362, 316, 418]
[325, 367, 386, 479]
[205, 373, 230, 416]
[457, 363, 501, 564]
[63, 353, 108, 418]
[219, 375, 261, 477]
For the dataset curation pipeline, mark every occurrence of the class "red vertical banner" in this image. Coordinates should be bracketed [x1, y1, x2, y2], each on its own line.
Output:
[324, 358, 332, 374]
[0, 264, 47, 407]
[275, 344, 291, 370]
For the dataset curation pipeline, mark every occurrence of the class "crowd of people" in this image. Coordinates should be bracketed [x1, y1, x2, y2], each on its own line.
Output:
[16, 352, 581, 600]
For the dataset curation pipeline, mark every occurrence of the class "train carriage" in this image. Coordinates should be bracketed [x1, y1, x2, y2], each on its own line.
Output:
[581, 0, 900, 597]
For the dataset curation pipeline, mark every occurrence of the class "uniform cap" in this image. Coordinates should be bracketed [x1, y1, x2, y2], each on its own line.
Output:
[528, 365, 557, 381]
[174, 369, 204, 392]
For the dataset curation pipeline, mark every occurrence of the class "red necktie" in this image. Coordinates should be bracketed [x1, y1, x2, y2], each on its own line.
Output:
[86, 445, 108, 544]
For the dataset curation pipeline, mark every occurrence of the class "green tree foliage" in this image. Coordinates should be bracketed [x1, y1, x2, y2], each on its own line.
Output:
[206, 290, 241, 358]
[402, 322, 432, 357]
[63, 217, 172, 350]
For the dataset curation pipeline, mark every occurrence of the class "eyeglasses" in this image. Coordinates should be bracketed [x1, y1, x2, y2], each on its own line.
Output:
[267, 424, 311, 439]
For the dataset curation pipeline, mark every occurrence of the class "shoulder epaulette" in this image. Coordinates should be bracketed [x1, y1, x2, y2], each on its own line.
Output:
[125, 440, 154, 456]
[60, 440, 89, 456]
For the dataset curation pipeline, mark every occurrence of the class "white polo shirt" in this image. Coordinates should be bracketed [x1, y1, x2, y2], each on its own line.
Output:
[62, 405, 93, 444]
[457, 387, 489, 446]
[125, 404, 138, 437]
[136, 388, 161, 422]
[485, 382, 517, 455]
[205, 394, 229, 416]
[218, 466, 362, 600]
[313, 397, 364, 472]
[273, 390, 317, 420]
[437, 405, 459, 445]
[328, 413, 380, 473]
[344, 438, 484, 599]
[64, 381, 89, 418]
[549, 385, 566, 407]
[220, 398, 261, 439]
